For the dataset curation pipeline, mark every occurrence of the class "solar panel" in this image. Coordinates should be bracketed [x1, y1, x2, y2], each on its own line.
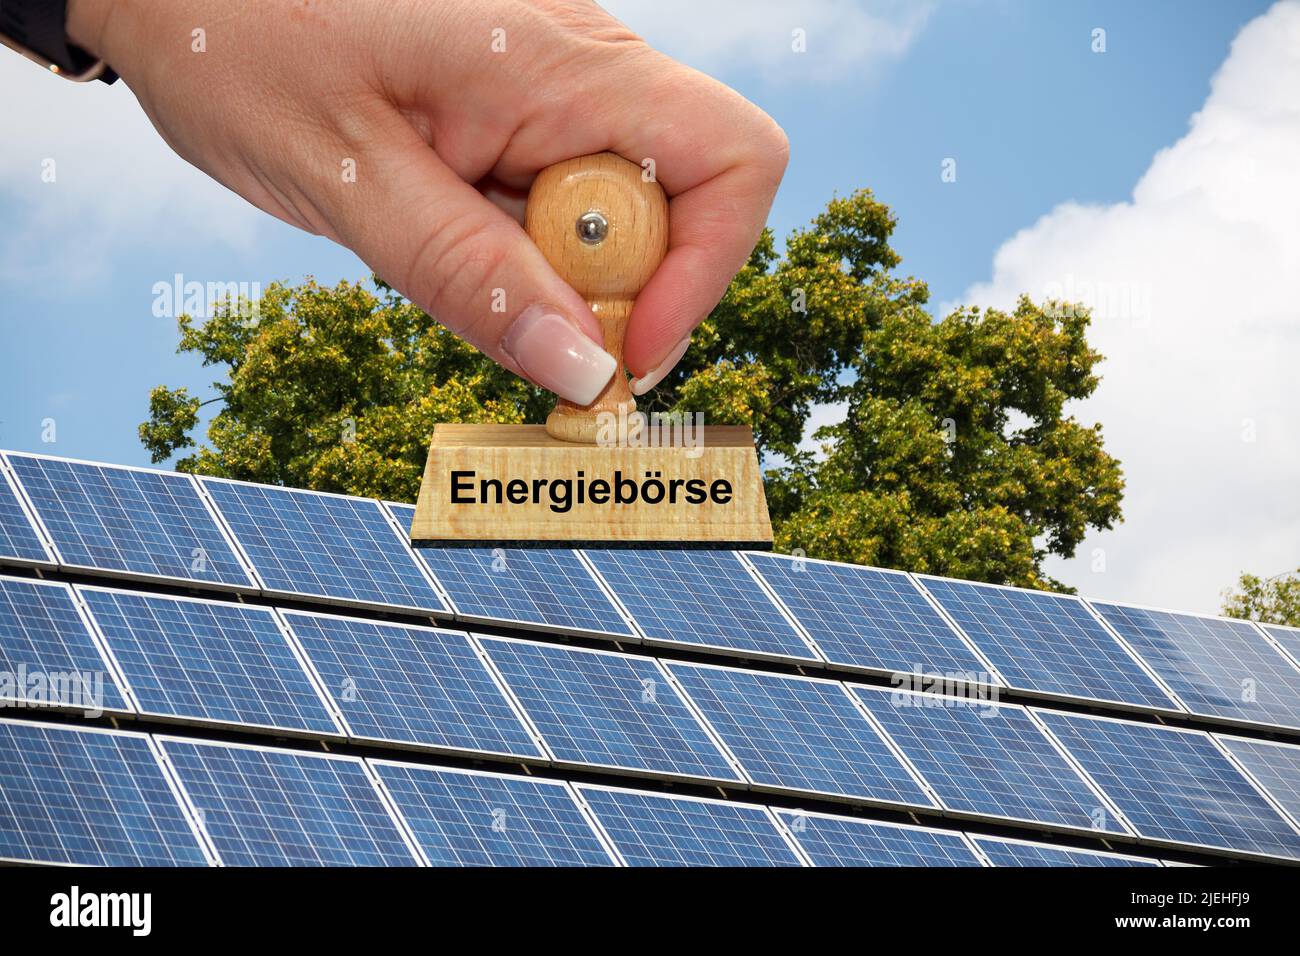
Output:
[6, 454, 255, 589]
[1261, 622, 1300, 666]
[200, 478, 445, 614]
[582, 549, 818, 661]
[476, 636, 742, 782]
[1216, 735, 1300, 829]
[0, 576, 130, 714]
[0, 718, 209, 866]
[281, 611, 543, 760]
[157, 737, 419, 866]
[852, 686, 1128, 834]
[747, 553, 995, 679]
[370, 761, 616, 866]
[664, 661, 934, 807]
[971, 836, 1159, 867]
[575, 784, 805, 866]
[776, 810, 983, 866]
[78, 587, 340, 736]
[1091, 601, 1300, 730]
[916, 576, 1179, 711]
[0, 461, 52, 565]
[387, 505, 633, 639]
[1035, 710, 1300, 861]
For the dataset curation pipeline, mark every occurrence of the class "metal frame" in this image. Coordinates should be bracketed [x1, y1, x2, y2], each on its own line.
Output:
[0, 454, 56, 568]
[769, 804, 987, 867]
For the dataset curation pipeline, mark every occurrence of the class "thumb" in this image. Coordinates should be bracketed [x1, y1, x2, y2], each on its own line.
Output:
[330, 134, 615, 406]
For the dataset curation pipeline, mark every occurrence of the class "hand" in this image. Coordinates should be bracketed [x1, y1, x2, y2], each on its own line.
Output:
[68, 0, 788, 405]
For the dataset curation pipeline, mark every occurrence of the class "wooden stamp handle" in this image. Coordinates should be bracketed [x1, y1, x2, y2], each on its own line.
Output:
[525, 153, 669, 443]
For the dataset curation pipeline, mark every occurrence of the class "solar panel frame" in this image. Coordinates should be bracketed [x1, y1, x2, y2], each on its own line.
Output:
[0, 574, 133, 716]
[573, 783, 809, 867]
[368, 759, 619, 867]
[0, 456, 55, 567]
[850, 684, 1132, 838]
[1087, 598, 1300, 732]
[970, 835, 1161, 867]
[155, 735, 424, 867]
[913, 573, 1184, 715]
[1214, 734, 1300, 832]
[5, 452, 259, 593]
[581, 548, 823, 664]
[76, 584, 345, 740]
[1261, 622, 1300, 669]
[386, 502, 637, 643]
[199, 476, 448, 616]
[1033, 709, 1300, 863]
[279, 609, 548, 763]
[773, 809, 986, 867]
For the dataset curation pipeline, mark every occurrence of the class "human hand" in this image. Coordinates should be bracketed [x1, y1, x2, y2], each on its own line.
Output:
[68, 0, 788, 405]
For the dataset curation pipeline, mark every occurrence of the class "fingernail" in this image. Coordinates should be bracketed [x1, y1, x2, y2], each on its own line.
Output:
[630, 334, 692, 396]
[501, 305, 617, 405]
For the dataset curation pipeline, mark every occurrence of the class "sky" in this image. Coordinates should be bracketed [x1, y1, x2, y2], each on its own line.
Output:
[0, 0, 1291, 613]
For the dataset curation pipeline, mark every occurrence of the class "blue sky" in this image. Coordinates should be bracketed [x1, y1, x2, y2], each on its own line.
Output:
[1, 0, 1294, 611]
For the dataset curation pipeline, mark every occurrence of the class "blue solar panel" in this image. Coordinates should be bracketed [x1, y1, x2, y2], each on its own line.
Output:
[201, 479, 445, 613]
[477, 637, 742, 782]
[0, 719, 209, 866]
[6, 454, 255, 588]
[1262, 623, 1300, 666]
[0, 462, 51, 564]
[158, 738, 418, 866]
[282, 611, 543, 759]
[388, 505, 633, 639]
[1216, 736, 1300, 828]
[972, 836, 1159, 867]
[1091, 602, 1300, 730]
[852, 686, 1127, 834]
[371, 761, 615, 866]
[576, 785, 804, 866]
[1035, 711, 1300, 860]
[917, 576, 1179, 711]
[78, 587, 339, 735]
[776, 811, 982, 866]
[747, 554, 994, 679]
[582, 549, 818, 661]
[0, 576, 129, 714]
[665, 662, 934, 806]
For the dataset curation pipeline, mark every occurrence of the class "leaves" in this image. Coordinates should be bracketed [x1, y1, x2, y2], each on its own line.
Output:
[1222, 571, 1300, 627]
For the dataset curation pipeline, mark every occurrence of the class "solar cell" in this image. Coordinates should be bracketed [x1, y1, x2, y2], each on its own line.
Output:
[971, 836, 1159, 867]
[370, 761, 615, 866]
[157, 737, 420, 866]
[916, 576, 1180, 711]
[6, 454, 255, 589]
[0, 461, 51, 565]
[775, 810, 983, 866]
[387, 505, 633, 639]
[851, 686, 1128, 834]
[476, 636, 742, 782]
[665, 661, 934, 807]
[582, 549, 818, 661]
[747, 553, 995, 679]
[1261, 622, 1300, 667]
[78, 587, 340, 736]
[201, 479, 445, 613]
[575, 785, 805, 866]
[0, 718, 209, 866]
[1035, 710, 1300, 861]
[1216, 735, 1300, 828]
[281, 611, 543, 760]
[0, 576, 130, 714]
[1091, 601, 1300, 730]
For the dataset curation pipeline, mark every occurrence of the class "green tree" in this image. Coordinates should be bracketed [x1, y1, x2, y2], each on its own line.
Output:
[142, 189, 1123, 589]
[1222, 571, 1300, 627]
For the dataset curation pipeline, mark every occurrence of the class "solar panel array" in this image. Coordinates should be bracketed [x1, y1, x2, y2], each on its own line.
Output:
[1, 449, 1298, 867]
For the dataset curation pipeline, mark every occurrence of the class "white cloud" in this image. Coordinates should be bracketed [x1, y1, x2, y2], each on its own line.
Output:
[958, 1, 1300, 613]
[600, 0, 934, 81]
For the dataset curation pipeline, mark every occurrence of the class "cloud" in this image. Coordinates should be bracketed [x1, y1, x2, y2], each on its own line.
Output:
[601, 0, 934, 81]
[957, 1, 1300, 613]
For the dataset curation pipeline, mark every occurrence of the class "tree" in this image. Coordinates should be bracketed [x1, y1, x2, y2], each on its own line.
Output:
[142, 189, 1123, 589]
[1222, 571, 1300, 627]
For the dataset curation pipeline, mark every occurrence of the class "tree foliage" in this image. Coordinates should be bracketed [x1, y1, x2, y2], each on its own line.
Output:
[1222, 571, 1300, 627]
[142, 189, 1124, 589]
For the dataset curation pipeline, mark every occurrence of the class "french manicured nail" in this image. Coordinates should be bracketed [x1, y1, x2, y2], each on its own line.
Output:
[630, 334, 692, 396]
[501, 305, 616, 405]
